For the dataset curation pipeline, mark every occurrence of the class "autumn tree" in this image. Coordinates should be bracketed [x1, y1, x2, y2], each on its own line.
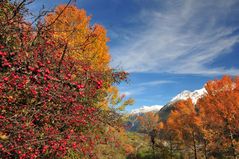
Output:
[137, 112, 160, 134]
[45, 4, 133, 117]
[92, 86, 134, 158]
[158, 122, 182, 159]
[198, 76, 239, 159]
[45, 4, 110, 71]
[167, 99, 203, 159]
[0, 1, 128, 158]
[137, 112, 162, 157]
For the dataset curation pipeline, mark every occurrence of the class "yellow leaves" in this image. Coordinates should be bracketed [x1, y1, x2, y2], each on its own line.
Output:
[97, 100, 109, 110]
[108, 86, 119, 105]
[118, 98, 134, 111]
[45, 5, 110, 71]
[0, 132, 8, 140]
[97, 86, 134, 111]
[8, 95, 13, 100]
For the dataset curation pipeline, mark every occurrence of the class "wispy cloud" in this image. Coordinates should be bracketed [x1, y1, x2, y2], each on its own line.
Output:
[121, 80, 174, 97]
[121, 87, 146, 97]
[111, 0, 239, 75]
[138, 80, 175, 87]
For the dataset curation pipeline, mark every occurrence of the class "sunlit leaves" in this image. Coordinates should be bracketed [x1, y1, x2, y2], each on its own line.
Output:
[45, 5, 110, 71]
[198, 75, 239, 157]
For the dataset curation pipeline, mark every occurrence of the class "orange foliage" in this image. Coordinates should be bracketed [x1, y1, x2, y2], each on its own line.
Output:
[45, 5, 110, 71]
[123, 144, 135, 155]
[198, 75, 239, 156]
[138, 112, 160, 133]
[153, 76, 239, 158]
[167, 99, 203, 158]
[167, 99, 202, 140]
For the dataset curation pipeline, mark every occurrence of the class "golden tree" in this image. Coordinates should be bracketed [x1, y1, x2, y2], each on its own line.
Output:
[45, 5, 110, 71]
[198, 76, 239, 158]
[167, 99, 203, 159]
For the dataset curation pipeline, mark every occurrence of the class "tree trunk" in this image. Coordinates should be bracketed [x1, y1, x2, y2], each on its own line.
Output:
[150, 130, 156, 159]
[193, 132, 198, 159]
[170, 136, 173, 159]
[203, 139, 208, 159]
[229, 131, 237, 159]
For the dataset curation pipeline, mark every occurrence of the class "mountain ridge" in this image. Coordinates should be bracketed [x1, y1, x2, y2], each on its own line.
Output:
[130, 87, 207, 115]
[159, 87, 207, 120]
[169, 87, 206, 104]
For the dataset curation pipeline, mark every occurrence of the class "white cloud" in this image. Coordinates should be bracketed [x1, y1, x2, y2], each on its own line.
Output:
[131, 105, 163, 114]
[121, 80, 174, 97]
[138, 80, 175, 87]
[121, 87, 146, 97]
[111, 0, 239, 75]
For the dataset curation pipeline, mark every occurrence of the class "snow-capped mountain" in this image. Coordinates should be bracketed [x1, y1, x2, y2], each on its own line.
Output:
[129, 88, 206, 115]
[126, 87, 207, 131]
[159, 87, 207, 120]
[130, 105, 163, 114]
[169, 88, 207, 104]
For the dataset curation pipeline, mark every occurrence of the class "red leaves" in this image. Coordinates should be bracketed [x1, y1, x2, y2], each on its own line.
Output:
[0, 51, 7, 56]
[3, 77, 9, 81]
[0, 2, 129, 158]
[28, 66, 35, 71]
[1, 57, 12, 68]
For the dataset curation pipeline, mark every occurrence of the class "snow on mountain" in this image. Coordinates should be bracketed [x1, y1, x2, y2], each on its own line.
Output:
[169, 88, 207, 104]
[129, 87, 206, 117]
[158, 87, 207, 121]
[130, 105, 163, 114]
[127, 88, 207, 130]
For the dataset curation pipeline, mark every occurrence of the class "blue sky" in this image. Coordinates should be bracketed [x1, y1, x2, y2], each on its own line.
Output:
[28, 0, 239, 112]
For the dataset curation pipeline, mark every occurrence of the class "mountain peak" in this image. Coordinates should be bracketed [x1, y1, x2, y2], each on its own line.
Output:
[170, 88, 207, 104]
